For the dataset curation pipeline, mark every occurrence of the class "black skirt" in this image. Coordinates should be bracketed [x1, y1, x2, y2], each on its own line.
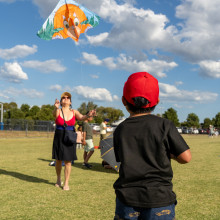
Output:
[52, 129, 77, 161]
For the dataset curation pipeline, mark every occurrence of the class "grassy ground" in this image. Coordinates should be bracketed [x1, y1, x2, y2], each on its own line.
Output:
[0, 130, 54, 138]
[0, 135, 219, 220]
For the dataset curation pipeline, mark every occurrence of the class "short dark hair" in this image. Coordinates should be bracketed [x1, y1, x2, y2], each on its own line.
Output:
[126, 97, 156, 114]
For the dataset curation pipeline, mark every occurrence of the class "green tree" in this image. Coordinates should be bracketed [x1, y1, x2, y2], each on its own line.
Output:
[213, 112, 220, 128]
[8, 108, 25, 119]
[162, 108, 180, 126]
[36, 107, 54, 121]
[77, 102, 97, 115]
[29, 105, 40, 120]
[203, 118, 212, 128]
[77, 102, 124, 124]
[20, 104, 30, 117]
[35, 105, 54, 121]
[41, 104, 54, 111]
[96, 106, 124, 123]
[3, 102, 17, 111]
[186, 113, 200, 128]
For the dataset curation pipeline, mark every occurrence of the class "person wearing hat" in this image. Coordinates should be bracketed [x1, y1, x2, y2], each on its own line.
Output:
[100, 118, 109, 141]
[52, 92, 96, 190]
[113, 72, 191, 219]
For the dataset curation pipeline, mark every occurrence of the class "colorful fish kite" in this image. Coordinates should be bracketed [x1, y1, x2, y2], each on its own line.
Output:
[37, 0, 100, 42]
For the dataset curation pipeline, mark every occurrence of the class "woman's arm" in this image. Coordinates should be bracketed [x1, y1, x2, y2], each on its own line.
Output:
[74, 109, 96, 121]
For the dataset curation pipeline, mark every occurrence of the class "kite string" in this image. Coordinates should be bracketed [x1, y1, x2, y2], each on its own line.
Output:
[76, 43, 84, 84]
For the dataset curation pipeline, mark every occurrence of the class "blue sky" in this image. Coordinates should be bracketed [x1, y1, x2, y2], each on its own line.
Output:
[0, 0, 219, 122]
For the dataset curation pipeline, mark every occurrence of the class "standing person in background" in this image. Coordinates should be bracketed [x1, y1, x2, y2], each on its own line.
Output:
[52, 92, 96, 190]
[113, 72, 191, 220]
[76, 125, 83, 149]
[82, 114, 95, 169]
[100, 119, 109, 141]
[209, 125, 214, 138]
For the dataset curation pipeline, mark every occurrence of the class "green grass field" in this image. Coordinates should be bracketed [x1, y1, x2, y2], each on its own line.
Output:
[0, 134, 219, 220]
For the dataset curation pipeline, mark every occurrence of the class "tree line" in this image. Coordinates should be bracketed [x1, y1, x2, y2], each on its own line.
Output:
[1, 101, 124, 124]
[162, 108, 220, 129]
[1, 102, 219, 128]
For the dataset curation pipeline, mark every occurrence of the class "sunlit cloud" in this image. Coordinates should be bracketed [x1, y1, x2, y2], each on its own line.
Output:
[159, 82, 218, 103]
[81, 52, 177, 78]
[0, 62, 28, 83]
[21, 59, 66, 73]
[199, 60, 220, 78]
[0, 45, 37, 60]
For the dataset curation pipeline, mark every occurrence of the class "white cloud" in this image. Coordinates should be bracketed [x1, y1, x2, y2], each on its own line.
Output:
[0, 93, 10, 99]
[0, 62, 28, 83]
[175, 81, 183, 86]
[81, 52, 177, 78]
[0, 45, 37, 60]
[199, 60, 220, 78]
[49, 83, 118, 102]
[49, 84, 62, 91]
[113, 95, 119, 101]
[72, 86, 115, 102]
[33, 0, 220, 64]
[159, 82, 218, 103]
[81, 53, 102, 66]
[32, 0, 58, 18]
[85, 0, 220, 64]
[3, 87, 44, 99]
[21, 59, 66, 73]
[90, 74, 99, 79]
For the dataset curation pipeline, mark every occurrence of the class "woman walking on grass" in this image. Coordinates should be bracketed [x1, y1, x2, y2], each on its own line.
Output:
[52, 92, 96, 190]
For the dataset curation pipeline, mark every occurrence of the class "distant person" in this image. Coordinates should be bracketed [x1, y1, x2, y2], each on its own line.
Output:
[82, 113, 95, 169]
[100, 119, 109, 141]
[52, 92, 96, 190]
[76, 125, 83, 149]
[113, 72, 191, 220]
[209, 125, 214, 138]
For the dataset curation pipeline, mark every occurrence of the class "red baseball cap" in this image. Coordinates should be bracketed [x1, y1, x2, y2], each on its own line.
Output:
[123, 72, 159, 108]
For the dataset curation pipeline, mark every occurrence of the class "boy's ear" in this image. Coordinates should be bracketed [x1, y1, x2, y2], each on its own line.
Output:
[122, 96, 127, 106]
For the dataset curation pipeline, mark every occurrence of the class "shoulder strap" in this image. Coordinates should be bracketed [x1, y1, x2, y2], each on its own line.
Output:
[61, 108, 66, 126]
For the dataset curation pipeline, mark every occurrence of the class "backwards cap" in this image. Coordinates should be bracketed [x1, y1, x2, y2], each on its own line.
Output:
[123, 72, 159, 108]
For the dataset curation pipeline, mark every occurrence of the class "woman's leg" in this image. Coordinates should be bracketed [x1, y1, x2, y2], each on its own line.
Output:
[55, 160, 62, 186]
[63, 161, 71, 190]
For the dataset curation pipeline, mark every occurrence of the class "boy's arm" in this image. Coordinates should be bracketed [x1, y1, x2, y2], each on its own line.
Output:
[82, 131, 86, 145]
[171, 149, 191, 164]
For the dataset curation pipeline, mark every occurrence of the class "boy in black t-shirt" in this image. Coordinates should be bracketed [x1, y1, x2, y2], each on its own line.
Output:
[113, 72, 191, 220]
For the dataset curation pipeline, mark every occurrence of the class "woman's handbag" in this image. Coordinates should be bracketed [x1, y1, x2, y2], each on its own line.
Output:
[61, 109, 77, 146]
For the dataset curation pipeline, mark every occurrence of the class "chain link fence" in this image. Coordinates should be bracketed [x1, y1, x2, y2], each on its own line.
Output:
[0, 119, 55, 138]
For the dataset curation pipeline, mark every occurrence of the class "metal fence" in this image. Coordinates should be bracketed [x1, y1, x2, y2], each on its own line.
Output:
[1, 119, 55, 132]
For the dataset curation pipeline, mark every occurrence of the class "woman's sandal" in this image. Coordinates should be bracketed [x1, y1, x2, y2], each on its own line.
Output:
[63, 186, 70, 191]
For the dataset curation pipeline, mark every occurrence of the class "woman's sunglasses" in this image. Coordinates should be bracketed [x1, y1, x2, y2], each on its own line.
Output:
[62, 96, 70, 100]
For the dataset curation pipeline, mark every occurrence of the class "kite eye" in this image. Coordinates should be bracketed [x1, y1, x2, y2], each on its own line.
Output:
[74, 18, 79, 26]
[63, 20, 69, 29]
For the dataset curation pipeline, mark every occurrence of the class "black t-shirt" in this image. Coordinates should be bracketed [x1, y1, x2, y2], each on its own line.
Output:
[113, 114, 189, 208]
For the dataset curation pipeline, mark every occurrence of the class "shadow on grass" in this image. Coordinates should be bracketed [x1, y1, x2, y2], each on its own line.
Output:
[38, 158, 52, 163]
[38, 157, 119, 174]
[0, 169, 54, 185]
[73, 162, 119, 174]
